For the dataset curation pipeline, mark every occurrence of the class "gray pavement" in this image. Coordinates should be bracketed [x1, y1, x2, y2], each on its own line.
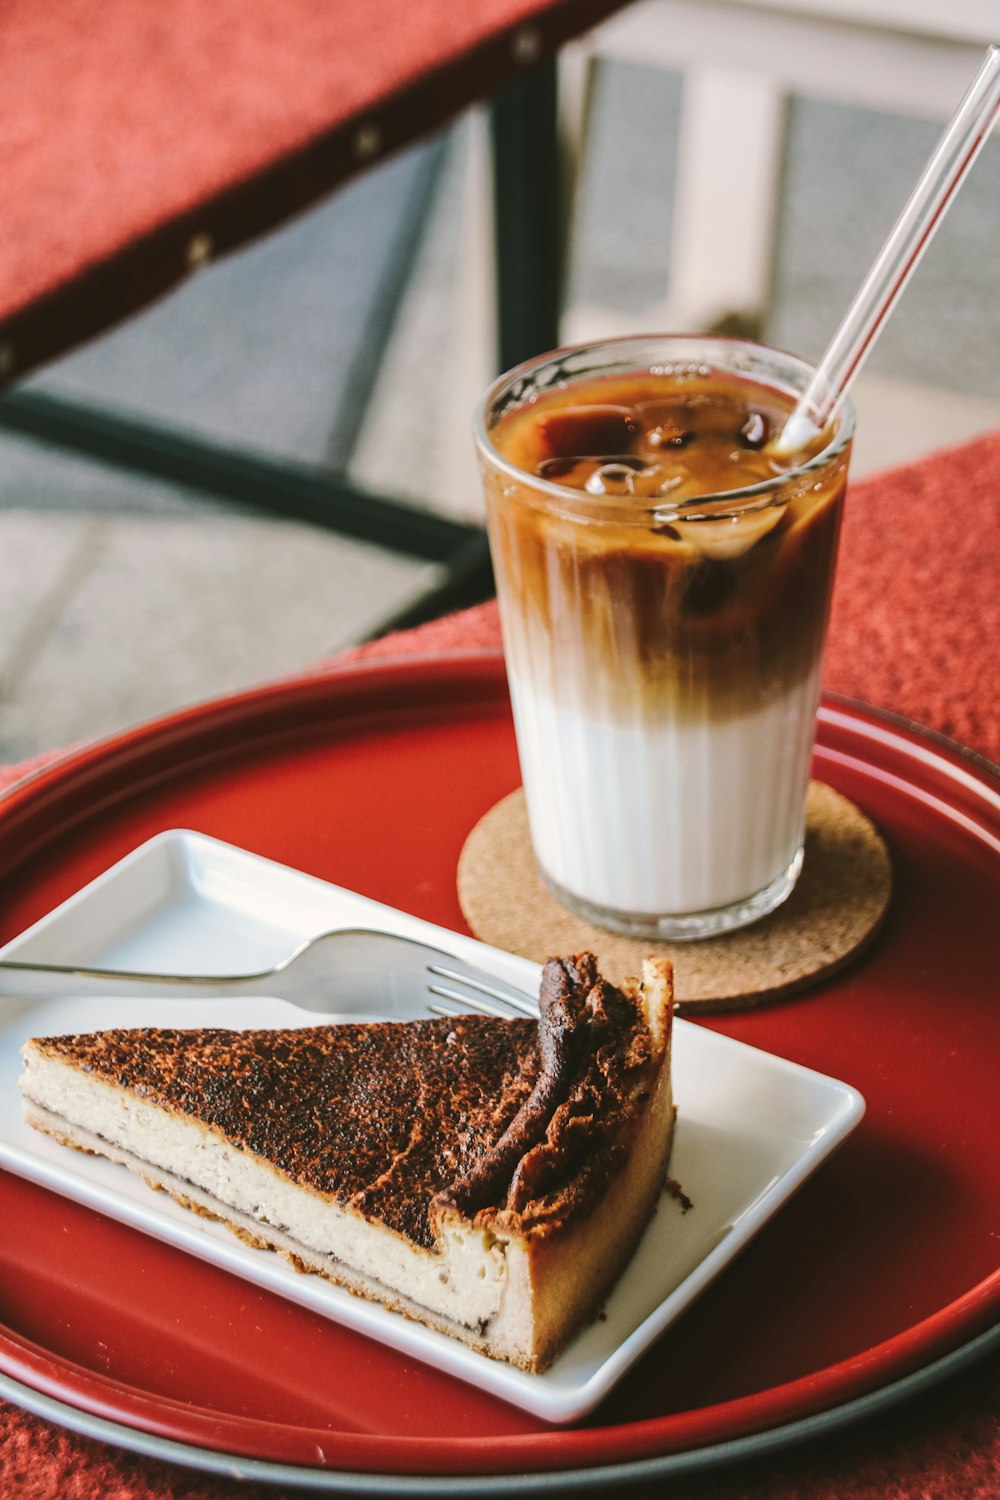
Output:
[0, 139, 448, 763]
[3, 58, 999, 764]
[0, 504, 437, 764]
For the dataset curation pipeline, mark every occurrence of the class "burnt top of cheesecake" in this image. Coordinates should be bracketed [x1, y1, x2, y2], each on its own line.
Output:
[27, 953, 666, 1248]
[433, 953, 660, 1235]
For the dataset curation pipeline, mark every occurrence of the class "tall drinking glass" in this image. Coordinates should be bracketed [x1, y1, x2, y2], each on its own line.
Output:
[475, 335, 854, 941]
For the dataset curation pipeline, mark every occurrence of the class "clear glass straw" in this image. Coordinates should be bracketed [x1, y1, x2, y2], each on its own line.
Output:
[777, 43, 1000, 452]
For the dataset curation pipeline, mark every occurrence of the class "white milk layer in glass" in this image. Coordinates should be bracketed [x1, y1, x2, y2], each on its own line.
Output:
[508, 668, 822, 918]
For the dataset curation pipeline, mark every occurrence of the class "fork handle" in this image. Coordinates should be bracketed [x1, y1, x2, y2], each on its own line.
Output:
[0, 959, 275, 1002]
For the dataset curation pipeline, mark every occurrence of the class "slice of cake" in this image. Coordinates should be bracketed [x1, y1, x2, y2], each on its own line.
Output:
[19, 952, 674, 1373]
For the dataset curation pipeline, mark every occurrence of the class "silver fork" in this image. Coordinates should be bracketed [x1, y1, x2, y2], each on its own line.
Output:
[0, 928, 539, 1022]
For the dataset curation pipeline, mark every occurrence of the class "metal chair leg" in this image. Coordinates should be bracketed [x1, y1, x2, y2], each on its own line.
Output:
[489, 59, 563, 373]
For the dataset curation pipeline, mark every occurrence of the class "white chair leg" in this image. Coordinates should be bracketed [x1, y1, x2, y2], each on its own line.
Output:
[666, 64, 787, 334]
[439, 111, 498, 522]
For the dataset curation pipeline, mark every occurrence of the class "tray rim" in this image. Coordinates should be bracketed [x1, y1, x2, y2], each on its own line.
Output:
[0, 648, 997, 1479]
[3, 1326, 995, 1488]
[1, 1321, 998, 1496]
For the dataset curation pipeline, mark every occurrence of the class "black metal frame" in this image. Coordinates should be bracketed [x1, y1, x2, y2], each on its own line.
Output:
[0, 63, 564, 639]
[490, 60, 563, 376]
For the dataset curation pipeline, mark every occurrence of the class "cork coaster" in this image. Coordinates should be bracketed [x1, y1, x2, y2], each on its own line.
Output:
[457, 782, 892, 1012]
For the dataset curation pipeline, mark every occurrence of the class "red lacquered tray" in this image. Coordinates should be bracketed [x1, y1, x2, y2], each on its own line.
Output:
[0, 651, 997, 1487]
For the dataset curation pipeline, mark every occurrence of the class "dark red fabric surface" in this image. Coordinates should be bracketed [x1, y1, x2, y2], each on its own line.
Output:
[824, 428, 999, 764]
[0, 0, 629, 383]
[0, 430, 998, 1495]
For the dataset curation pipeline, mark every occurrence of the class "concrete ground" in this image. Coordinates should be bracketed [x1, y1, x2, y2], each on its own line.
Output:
[3, 59, 999, 765]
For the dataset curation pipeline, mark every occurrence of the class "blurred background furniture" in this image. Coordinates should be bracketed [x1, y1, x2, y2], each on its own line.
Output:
[0, 0, 637, 642]
[567, 0, 998, 336]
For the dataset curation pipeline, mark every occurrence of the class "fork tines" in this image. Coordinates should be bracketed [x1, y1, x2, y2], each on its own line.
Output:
[425, 962, 538, 1020]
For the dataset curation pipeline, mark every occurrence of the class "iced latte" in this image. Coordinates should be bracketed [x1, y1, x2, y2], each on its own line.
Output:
[476, 336, 854, 940]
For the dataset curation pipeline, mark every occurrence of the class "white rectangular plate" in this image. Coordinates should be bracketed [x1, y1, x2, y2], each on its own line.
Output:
[0, 830, 864, 1423]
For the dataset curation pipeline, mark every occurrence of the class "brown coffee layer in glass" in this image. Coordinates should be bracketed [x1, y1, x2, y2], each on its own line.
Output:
[484, 369, 850, 721]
